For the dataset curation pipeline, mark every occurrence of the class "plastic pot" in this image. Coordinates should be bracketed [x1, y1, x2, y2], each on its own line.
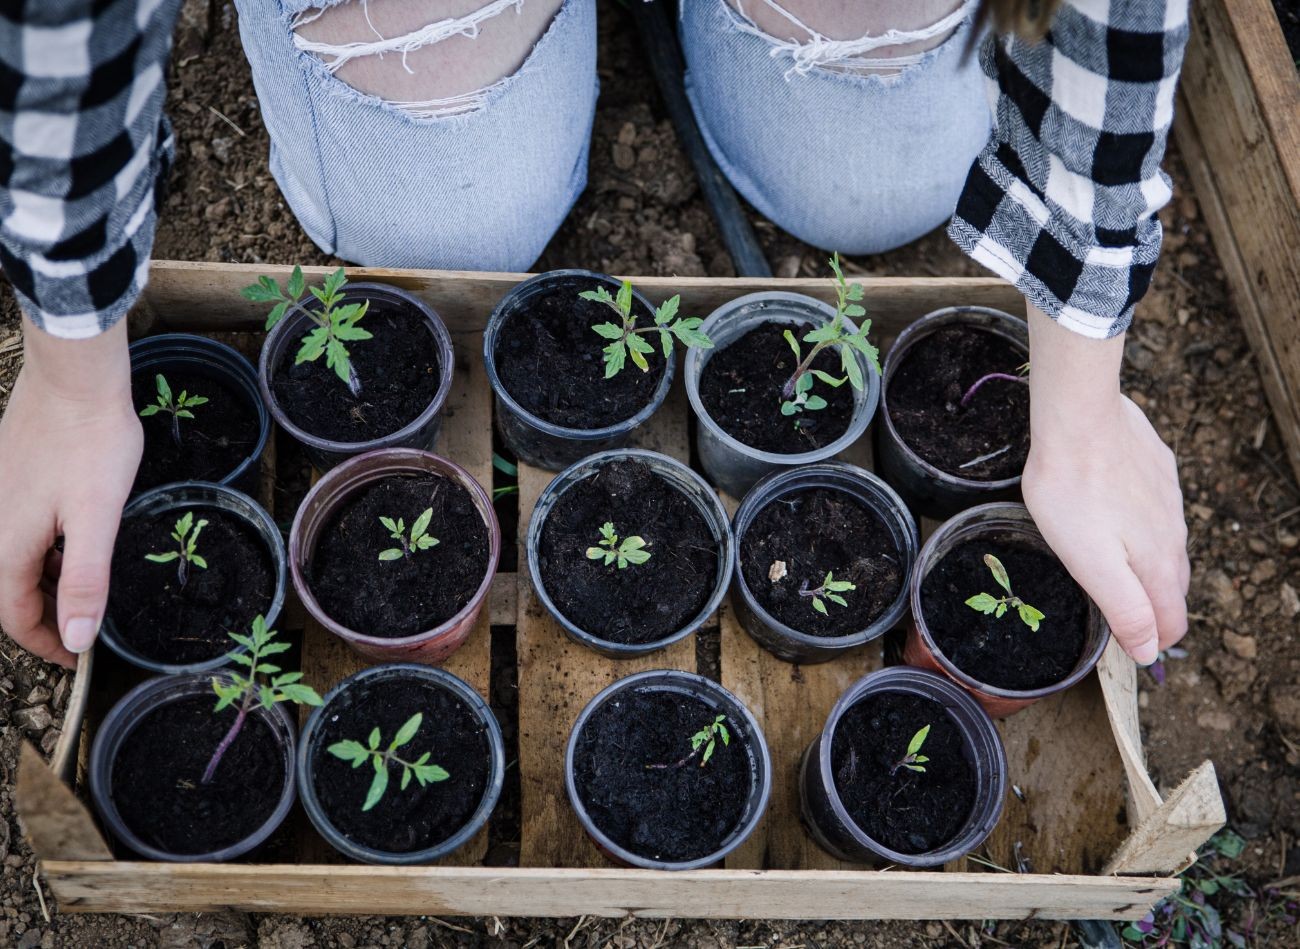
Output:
[88, 671, 297, 862]
[298, 663, 505, 865]
[100, 481, 287, 675]
[731, 462, 918, 664]
[129, 333, 270, 496]
[527, 449, 733, 659]
[289, 449, 500, 664]
[903, 502, 1111, 717]
[685, 291, 881, 499]
[484, 270, 675, 471]
[798, 666, 1007, 868]
[259, 282, 455, 472]
[874, 307, 1030, 520]
[565, 669, 771, 870]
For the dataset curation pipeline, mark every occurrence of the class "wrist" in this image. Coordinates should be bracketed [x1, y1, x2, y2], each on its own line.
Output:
[22, 316, 133, 406]
[1026, 302, 1124, 450]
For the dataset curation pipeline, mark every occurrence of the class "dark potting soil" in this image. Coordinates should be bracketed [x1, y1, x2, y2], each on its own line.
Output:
[271, 301, 440, 443]
[887, 325, 1029, 481]
[698, 322, 856, 453]
[493, 276, 666, 429]
[830, 692, 977, 855]
[310, 473, 490, 637]
[572, 689, 750, 863]
[132, 369, 259, 492]
[311, 676, 491, 854]
[740, 488, 903, 637]
[920, 538, 1090, 691]
[112, 695, 284, 855]
[537, 460, 717, 645]
[107, 508, 275, 664]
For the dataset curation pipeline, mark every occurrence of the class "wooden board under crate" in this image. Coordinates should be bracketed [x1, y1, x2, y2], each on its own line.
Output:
[16, 261, 1224, 920]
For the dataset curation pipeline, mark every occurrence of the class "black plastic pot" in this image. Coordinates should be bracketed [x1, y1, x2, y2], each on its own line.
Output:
[259, 282, 455, 472]
[89, 672, 297, 862]
[298, 664, 505, 865]
[904, 502, 1111, 717]
[565, 670, 771, 870]
[731, 463, 918, 664]
[484, 270, 675, 471]
[100, 481, 287, 675]
[685, 291, 881, 499]
[129, 333, 270, 495]
[875, 306, 1029, 520]
[526, 449, 733, 658]
[798, 667, 1007, 868]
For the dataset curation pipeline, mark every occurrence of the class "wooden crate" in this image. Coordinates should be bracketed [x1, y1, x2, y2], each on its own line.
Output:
[1175, 0, 1300, 482]
[16, 262, 1224, 920]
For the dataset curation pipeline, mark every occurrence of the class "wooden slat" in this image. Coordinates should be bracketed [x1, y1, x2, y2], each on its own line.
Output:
[1177, 0, 1300, 481]
[1096, 638, 1163, 823]
[516, 380, 697, 868]
[15, 744, 112, 861]
[39, 861, 1177, 920]
[720, 436, 880, 870]
[296, 331, 494, 866]
[136, 261, 1025, 341]
[1103, 761, 1225, 876]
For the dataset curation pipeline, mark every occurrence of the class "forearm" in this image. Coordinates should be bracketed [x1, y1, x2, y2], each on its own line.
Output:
[1026, 303, 1123, 449]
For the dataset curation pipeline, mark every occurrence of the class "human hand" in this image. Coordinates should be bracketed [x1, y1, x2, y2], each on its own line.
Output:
[0, 318, 141, 668]
[1022, 306, 1188, 665]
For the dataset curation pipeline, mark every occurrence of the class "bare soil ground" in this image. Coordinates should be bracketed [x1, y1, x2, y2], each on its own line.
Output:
[1, 1, 1298, 946]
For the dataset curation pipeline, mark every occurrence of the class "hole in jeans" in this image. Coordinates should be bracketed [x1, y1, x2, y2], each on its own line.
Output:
[292, 0, 564, 117]
[724, 0, 973, 78]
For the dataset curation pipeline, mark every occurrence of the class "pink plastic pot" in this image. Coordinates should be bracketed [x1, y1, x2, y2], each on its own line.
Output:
[289, 449, 500, 664]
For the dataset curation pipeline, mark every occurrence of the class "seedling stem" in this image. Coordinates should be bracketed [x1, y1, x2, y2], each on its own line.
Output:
[202, 616, 322, 784]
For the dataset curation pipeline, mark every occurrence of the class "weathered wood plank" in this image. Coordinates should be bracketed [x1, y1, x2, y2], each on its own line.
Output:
[1103, 761, 1225, 876]
[295, 332, 494, 866]
[39, 861, 1177, 920]
[1177, 0, 1300, 480]
[516, 380, 696, 868]
[15, 744, 112, 862]
[1096, 638, 1163, 824]
[985, 675, 1130, 876]
[136, 261, 1025, 341]
[720, 435, 880, 871]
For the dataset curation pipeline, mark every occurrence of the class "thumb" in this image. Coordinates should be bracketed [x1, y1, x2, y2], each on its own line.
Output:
[1063, 546, 1160, 666]
[55, 503, 121, 655]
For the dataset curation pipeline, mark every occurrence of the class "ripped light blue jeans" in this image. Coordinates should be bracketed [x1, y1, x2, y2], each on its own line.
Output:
[234, 0, 990, 270]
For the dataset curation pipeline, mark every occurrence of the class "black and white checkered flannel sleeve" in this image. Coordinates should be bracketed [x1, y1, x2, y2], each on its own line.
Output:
[0, 0, 182, 339]
[949, 0, 1191, 339]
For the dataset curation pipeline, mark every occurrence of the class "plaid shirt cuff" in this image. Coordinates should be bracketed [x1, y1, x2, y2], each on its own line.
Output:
[0, 0, 181, 339]
[949, 0, 1191, 340]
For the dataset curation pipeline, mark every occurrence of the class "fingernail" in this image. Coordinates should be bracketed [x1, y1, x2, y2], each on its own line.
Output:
[63, 617, 98, 654]
[1132, 640, 1159, 667]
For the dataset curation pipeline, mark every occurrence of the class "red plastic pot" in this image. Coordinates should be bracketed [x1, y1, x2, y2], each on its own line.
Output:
[904, 502, 1110, 717]
[289, 449, 500, 664]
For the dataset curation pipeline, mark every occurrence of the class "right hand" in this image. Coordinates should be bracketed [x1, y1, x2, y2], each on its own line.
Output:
[0, 318, 141, 668]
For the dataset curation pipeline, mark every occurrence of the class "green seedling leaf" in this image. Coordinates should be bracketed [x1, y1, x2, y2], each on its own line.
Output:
[966, 555, 1045, 632]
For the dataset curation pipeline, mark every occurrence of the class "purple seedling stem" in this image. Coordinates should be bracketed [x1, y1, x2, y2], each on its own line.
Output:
[960, 372, 1027, 408]
[202, 693, 251, 784]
